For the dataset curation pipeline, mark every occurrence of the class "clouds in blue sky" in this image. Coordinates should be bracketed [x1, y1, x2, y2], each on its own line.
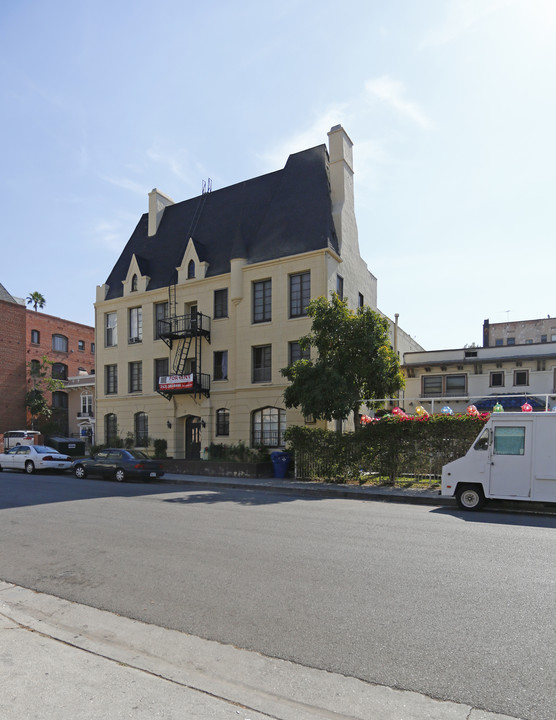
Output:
[1, 0, 555, 348]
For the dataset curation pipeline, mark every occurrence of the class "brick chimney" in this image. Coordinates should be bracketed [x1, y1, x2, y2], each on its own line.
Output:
[148, 188, 175, 237]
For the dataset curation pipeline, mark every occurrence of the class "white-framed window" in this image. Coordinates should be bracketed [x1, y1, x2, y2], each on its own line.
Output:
[422, 373, 467, 396]
[105, 312, 117, 347]
[80, 392, 93, 415]
[129, 307, 142, 342]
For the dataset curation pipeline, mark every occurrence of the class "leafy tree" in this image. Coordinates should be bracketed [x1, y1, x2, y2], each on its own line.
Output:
[281, 294, 404, 428]
[26, 291, 46, 311]
[25, 355, 65, 429]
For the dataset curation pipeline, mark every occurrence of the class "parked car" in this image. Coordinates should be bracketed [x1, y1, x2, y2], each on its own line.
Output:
[0, 445, 72, 474]
[72, 449, 165, 482]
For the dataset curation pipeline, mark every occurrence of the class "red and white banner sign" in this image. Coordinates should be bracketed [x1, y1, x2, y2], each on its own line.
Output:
[159, 374, 193, 391]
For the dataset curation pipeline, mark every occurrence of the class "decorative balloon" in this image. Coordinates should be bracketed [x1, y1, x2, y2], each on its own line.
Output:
[493, 403, 504, 413]
[521, 402, 533, 412]
[392, 407, 403, 415]
[441, 406, 453, 415]
[415, 405, 429, 418]
[466, 405, 479, 417]
[360, 415, 372, 425]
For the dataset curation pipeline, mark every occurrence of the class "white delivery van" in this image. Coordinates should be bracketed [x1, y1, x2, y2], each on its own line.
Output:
[3, 430, 41, 451]
[441, 412, 556, 510]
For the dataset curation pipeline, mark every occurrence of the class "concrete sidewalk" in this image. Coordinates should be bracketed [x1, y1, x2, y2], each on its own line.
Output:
[0, 581, 520, 720]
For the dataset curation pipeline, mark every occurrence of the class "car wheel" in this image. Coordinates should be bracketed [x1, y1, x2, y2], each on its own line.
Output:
[456, 484, 485, 511]
[74, 464, 87, 479]
[115, 468, 126, 483]
[25, 461, 35, 475]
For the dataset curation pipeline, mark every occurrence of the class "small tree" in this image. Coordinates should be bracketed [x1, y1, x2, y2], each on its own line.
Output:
[26, 291, 46, 312]
[25, 355, 65, 429]
[281, 294, 404, 428]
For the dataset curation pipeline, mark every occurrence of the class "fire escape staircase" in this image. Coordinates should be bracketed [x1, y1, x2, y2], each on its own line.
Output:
[156, 312, 211, 400]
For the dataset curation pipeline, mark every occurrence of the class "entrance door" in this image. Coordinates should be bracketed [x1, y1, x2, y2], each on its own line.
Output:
[489, 422, 532, 498]
[185, 416, 201, 460]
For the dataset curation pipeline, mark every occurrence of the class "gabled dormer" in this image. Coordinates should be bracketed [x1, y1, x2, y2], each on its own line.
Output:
[177, 238, 209, 284]
[122, 254, 151, 295]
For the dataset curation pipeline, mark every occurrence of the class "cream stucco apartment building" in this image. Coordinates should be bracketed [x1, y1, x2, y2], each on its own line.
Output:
[95, 126, 421, 459]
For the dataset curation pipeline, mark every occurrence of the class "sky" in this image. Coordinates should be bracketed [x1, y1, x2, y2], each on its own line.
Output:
[1, 0, 555, 350]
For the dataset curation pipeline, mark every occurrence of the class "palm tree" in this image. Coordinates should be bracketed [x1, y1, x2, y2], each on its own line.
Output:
[26, 291, 46, 312]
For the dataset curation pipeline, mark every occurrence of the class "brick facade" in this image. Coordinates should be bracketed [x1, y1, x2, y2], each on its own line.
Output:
[0, 299, 28, 432]
[25, 311, 95, 433]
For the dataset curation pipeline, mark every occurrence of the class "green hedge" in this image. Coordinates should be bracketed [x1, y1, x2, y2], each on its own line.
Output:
[286, 413, 490, 483]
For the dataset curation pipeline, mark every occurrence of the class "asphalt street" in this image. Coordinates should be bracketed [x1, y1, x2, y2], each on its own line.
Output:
[1, 470, 555, 720]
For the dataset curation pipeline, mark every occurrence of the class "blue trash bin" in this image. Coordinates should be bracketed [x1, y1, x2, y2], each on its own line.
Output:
[270, 451, 291, 479]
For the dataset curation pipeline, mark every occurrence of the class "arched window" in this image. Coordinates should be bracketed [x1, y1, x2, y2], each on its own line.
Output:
[52, 334, 68, 352]
[135, 412, 148, 447]
[52, 363, 68, 380]
[216, 408, 230, 437]
[30, 359, 41, 376]
[252, 407, 286, 447]
[52, 391, 68, 409]
[131, 274, 138, 291]
[105, 413, 117, 444]
[187, 260, 195, 279]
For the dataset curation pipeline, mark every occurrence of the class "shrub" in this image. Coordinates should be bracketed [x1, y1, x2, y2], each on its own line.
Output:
[153, 438, 167, 459]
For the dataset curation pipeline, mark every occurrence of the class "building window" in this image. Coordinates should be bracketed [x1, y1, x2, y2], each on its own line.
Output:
[253, 280, 271, 323]
[214, 351, 228, 381]
[188, 260, 195, 279]
[52, 334, 68, 352]
[105, 364, 118, 395]
[135, 412, 148, 447]
[252, 407, 286, 447]
[105, 312, 117, 347]
[31, 329, 40, 344]
[490, 371, 505, 387]
[154, 302, 169, 340]
[105, 413, 117, 443]
[495, 338, 503, 346]
[154, 357, 169, 391]
[541, 335, 547, 343]
[289, 272, 310, 318]
[52, 391, 68, 409]
[131, 274, 138, 292]
[514, 369, 529, 386]
[52, 363, 68, 380]
[289, 341, 310, 365]
[252, 345, 271, 382]
[358, 293, 364, 308]
[537, 359, 546, 372]
[214, 289, 228, 319]
[78, 339, 85, 352]
[507, 337, 515, 346]
[422, 374, 467, 396]
[80, 392, 93, 416]
[129, 307, 142, 343]
[216, 408, 230, 437]
[336, 275, 344, 300]
[30, 359, 40, 376]
[129, 361, 142, 393]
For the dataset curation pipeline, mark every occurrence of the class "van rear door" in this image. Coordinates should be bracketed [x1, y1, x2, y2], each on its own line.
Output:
[489, 421, 532, 498]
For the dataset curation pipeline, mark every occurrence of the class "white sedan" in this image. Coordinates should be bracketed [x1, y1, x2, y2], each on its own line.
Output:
[0, 445, 72, 474]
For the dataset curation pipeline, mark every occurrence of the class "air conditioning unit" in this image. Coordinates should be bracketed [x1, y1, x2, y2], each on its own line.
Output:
[129, 337, 142, 344]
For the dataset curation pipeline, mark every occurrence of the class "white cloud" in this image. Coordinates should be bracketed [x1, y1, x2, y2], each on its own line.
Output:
[364, 77, 432, 129]
[100, 174, 146, 196]
[258, 106, 347, 171]
[420, 0, 516, 47]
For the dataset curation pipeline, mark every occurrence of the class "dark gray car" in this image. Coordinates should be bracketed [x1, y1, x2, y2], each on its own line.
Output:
[72, 449, 164, 482]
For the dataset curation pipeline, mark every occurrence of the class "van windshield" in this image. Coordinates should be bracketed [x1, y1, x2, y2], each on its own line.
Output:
[474, 429, 489, 451]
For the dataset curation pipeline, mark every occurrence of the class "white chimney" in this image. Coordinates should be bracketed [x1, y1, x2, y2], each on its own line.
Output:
[148, 188, 175, 237]
[327, 125, 358, 254]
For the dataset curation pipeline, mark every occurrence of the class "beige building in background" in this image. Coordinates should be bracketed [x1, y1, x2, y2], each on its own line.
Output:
[95, 126, 420, 458]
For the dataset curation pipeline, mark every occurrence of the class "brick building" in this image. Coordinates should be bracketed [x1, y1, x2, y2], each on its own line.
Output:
[0, 285, 27, 431]
[0, 283, 95, 437]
